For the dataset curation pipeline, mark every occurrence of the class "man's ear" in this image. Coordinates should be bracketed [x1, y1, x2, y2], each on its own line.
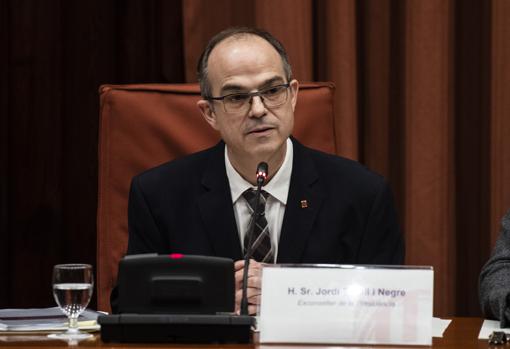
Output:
[290, 79, 299, 111]
[197, 100, 219, 130]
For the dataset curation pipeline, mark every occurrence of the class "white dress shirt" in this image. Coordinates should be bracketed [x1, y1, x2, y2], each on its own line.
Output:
[225, 138, 293, 262]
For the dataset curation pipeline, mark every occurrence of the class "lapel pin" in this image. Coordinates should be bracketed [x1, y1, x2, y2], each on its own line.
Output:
[300, 200, 308, 208]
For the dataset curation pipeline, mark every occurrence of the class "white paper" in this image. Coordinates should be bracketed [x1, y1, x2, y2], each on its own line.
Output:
[432, 317, 451, 337]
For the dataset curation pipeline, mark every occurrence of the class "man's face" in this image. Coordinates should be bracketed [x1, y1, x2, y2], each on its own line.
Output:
[198, 35, 298, 166]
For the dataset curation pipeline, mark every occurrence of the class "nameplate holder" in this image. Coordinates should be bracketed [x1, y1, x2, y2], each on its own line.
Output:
[259, 265, 433, 345]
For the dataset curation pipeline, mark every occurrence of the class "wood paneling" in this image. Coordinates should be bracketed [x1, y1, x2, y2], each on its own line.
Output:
[315, 0, 359, 160]
[402, 0, 456, 316]
[2, 0, 509, 317]
[490, 0, 510, 243]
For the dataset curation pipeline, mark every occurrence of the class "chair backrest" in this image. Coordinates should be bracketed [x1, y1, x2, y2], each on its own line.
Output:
[97, 82, 336, 312]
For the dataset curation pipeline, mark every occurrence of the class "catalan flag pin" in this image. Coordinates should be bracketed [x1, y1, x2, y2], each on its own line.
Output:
[300, 200, 308, 208]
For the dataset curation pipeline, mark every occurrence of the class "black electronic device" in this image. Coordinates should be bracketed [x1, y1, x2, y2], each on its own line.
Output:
[117, 254, 234, 314]
[99, 254, 254, 343]
[489, 331, 508, 345]
[98, 313, 254, 343]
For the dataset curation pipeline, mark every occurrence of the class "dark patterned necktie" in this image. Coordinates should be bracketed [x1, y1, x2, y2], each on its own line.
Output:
[243, 189, 274, 263]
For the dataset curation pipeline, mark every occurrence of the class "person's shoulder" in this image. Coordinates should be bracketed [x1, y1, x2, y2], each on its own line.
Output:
[502, 209, 510, 232]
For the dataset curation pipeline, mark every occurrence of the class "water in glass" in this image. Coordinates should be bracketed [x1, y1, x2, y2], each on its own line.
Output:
[47, 264, 94, 342]
[53, 283, 93, 318]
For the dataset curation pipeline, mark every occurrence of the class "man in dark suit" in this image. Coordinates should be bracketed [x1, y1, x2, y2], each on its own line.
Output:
[479, 209, 510, 325]
[126, 27, 404, 315]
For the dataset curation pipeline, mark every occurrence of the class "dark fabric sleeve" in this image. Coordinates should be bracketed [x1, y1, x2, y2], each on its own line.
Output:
[357, 180, 405, 265]
[479, 209, 510, 326]
[126, 175, 167, 255]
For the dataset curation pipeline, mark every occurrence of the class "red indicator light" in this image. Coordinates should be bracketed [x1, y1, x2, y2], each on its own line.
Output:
[257, 171, 267, 180]
[169, 253, 184, 259]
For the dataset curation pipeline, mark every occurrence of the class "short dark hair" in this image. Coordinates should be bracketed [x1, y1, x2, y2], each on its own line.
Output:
[197, 27, 293, 98]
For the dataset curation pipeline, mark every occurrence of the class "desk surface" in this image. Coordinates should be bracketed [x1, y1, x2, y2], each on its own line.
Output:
[0, 317, 489, 348]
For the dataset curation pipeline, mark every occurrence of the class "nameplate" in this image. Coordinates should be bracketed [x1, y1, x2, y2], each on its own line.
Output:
[259, 265, 433, 345]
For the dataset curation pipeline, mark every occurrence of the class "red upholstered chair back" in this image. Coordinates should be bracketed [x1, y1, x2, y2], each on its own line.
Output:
[97, 82, 336, 312]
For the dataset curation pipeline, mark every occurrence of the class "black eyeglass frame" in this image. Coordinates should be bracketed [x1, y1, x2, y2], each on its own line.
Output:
[206, 83, 291, 113]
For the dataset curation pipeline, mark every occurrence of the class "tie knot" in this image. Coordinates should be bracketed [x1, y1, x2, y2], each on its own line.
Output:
[242, 189, 268, 212]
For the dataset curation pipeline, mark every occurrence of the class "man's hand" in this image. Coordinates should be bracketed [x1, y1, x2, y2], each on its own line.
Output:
[234, 259, 263, 315]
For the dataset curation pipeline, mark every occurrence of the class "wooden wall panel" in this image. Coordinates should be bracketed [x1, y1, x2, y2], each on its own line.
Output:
[490, 0, 510, 243]
[315, 0, 359, 160]
[402, 0, 455, 317]
[0, 0, 9, 306]
[1, 0, 185, 309]
[182, 0, 255, 82]
[6, 0, 67, 308]
[254, 0, 314, 82]
[454, 0, 491, 316]
[359, 0, 392, 177]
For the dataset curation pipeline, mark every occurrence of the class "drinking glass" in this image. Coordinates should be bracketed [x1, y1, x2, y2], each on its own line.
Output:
[47, 264, 94, 341]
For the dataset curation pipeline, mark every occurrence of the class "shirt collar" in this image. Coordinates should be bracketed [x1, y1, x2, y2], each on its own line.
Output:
[225, 138, 293, 205]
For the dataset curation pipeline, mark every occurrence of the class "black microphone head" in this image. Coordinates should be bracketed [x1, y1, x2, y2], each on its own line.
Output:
[256, 162, 268, 185]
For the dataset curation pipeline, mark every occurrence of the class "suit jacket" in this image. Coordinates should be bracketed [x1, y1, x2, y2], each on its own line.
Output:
[479, 209, 510, 325]
[126, 138, 404, 265]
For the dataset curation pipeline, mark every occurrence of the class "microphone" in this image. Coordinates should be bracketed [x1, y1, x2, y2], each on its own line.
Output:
[256, 162, 268, 185]
[240, 162, 268, 315]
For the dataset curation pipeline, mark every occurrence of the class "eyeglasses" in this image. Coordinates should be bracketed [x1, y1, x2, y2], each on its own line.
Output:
[207, 83, 291, 114]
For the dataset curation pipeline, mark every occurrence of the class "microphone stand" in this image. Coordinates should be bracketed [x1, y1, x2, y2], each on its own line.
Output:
[240, 163, 267, 315]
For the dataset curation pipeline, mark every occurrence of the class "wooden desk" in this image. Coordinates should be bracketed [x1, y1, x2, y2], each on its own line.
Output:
[0, 317, 489, 348]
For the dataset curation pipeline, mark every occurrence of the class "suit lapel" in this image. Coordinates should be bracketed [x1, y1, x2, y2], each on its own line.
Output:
[277, 139, 324, 263]
[197, 143, 244, 260]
